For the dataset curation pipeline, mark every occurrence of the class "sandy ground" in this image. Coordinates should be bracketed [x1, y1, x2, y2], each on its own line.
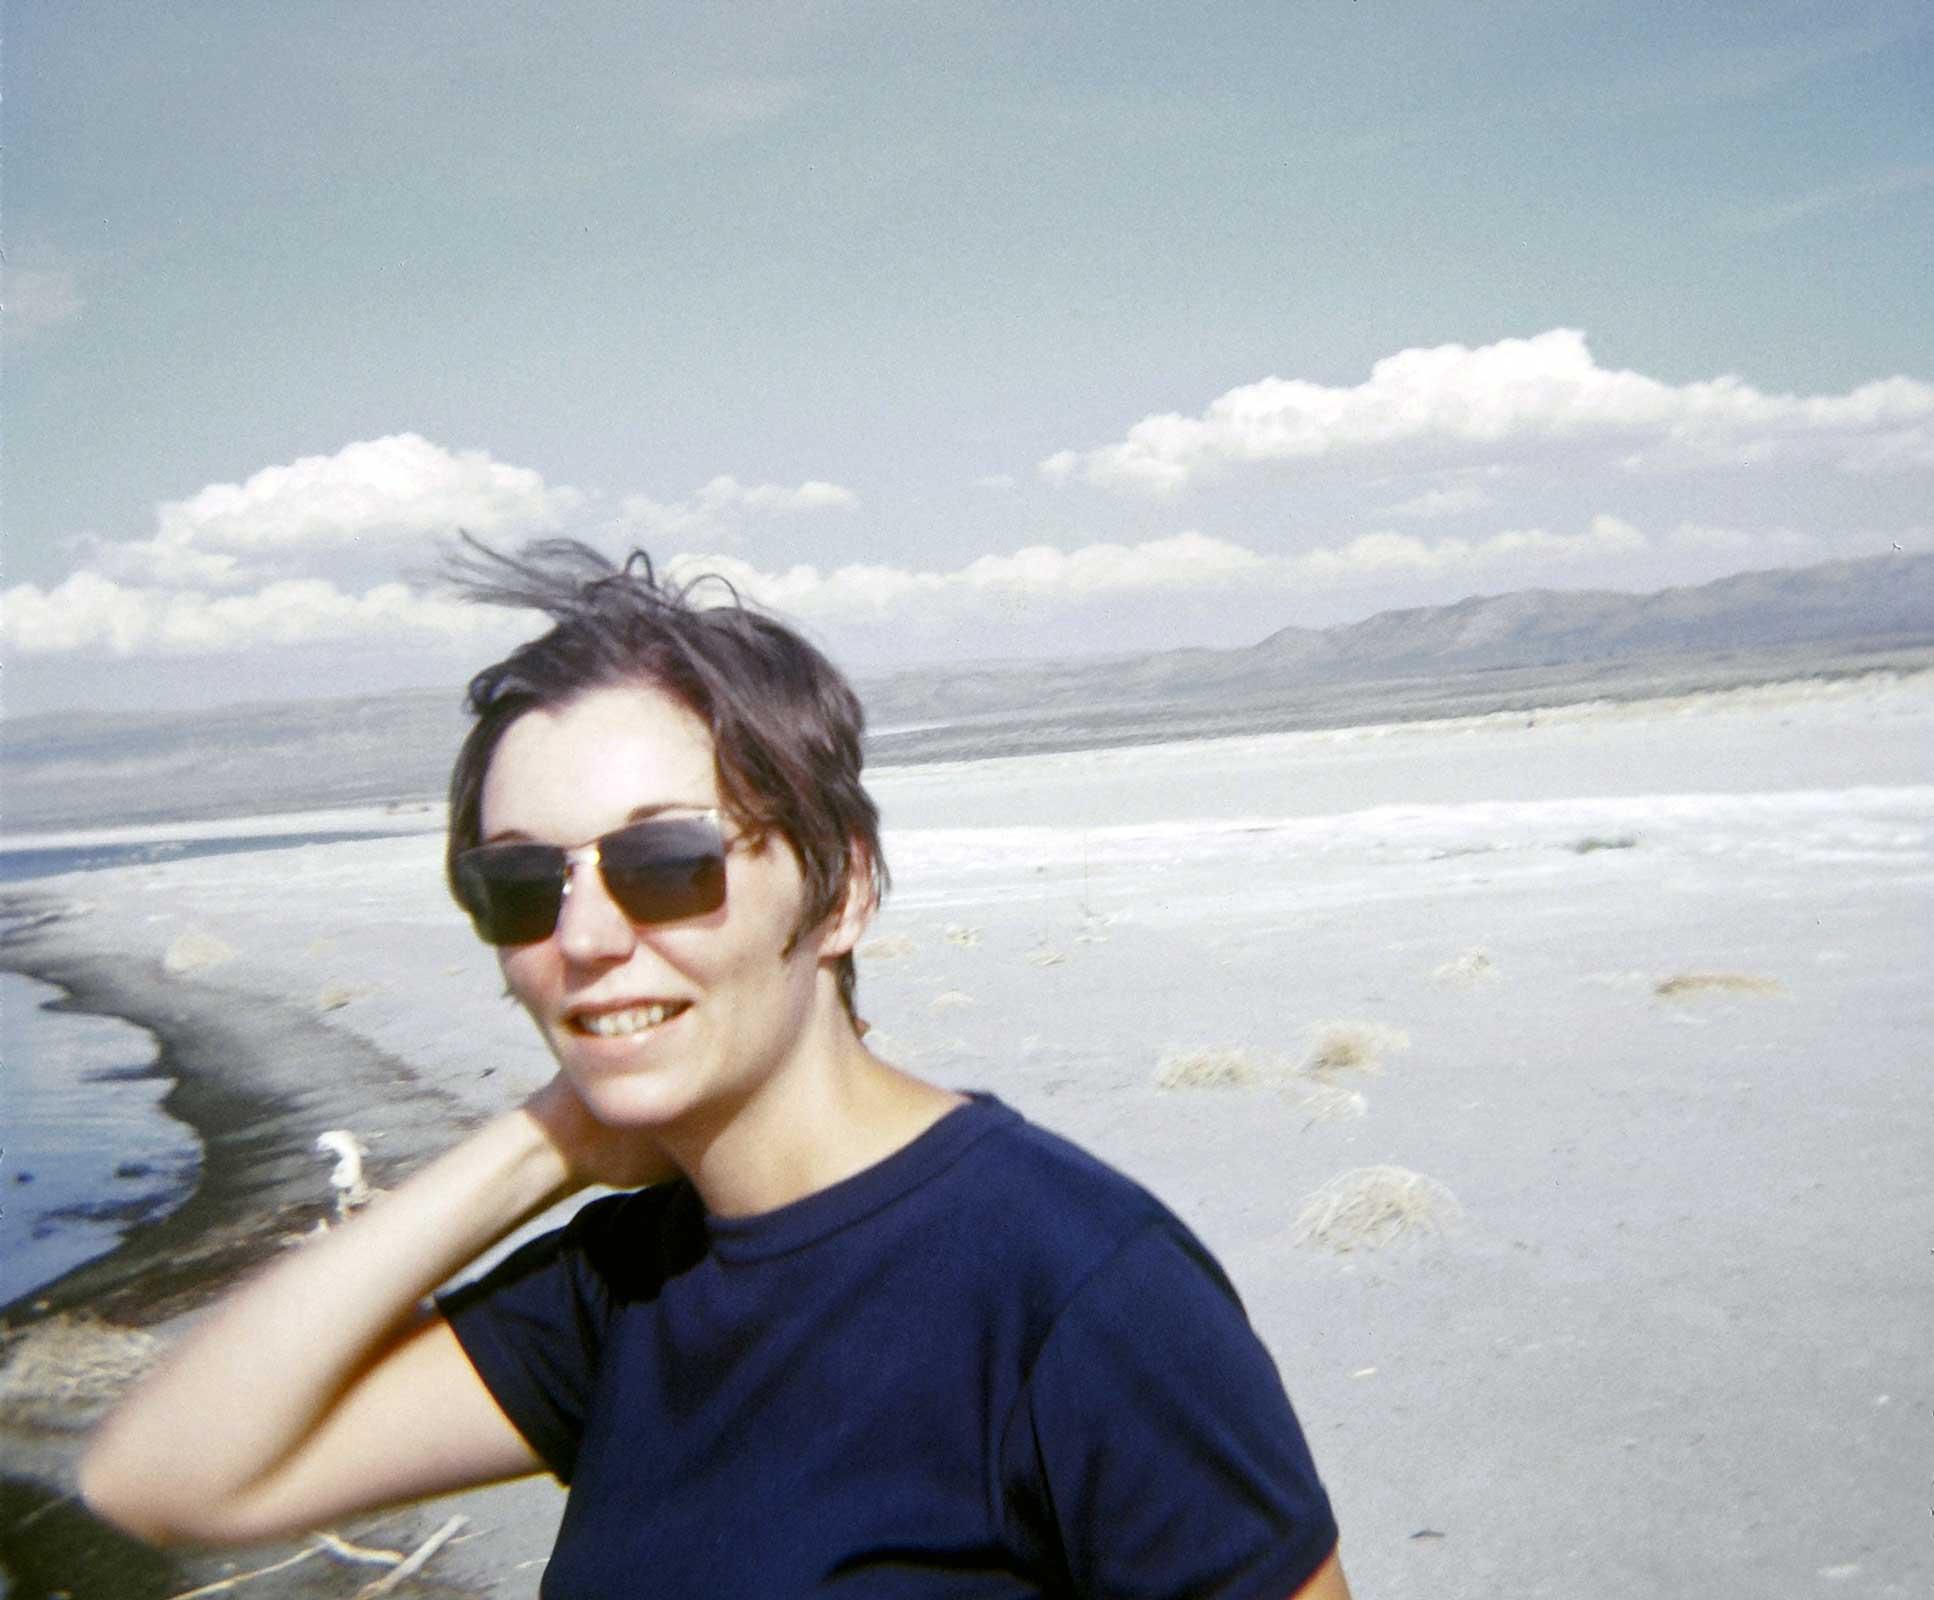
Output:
[2, 669, 1930, 1598]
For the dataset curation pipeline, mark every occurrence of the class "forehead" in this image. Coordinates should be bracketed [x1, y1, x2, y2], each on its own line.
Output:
[479, 684, 720, 839]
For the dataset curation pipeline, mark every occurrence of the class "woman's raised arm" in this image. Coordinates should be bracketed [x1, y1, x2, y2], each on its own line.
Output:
[79, 1080, 665, 1546]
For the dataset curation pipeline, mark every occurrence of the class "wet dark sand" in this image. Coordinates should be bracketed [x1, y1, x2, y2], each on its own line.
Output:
[0, 897, 541, 1600]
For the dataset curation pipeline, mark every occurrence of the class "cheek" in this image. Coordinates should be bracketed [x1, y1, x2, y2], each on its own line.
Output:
[498, 948, 550, 1012]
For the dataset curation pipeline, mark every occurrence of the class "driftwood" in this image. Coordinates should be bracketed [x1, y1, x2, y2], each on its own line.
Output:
[314, 1530, 406, 1566]
[349, 1514, 469, 1599]
[160, 1513, 469, 1599]
[164, 1547, 321, 1599]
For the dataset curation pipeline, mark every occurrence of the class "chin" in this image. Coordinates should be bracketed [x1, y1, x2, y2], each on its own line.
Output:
[570, 1069, 698, 1130]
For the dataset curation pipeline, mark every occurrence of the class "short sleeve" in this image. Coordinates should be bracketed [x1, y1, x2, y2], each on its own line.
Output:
[1009, 1222, 1338, 1600]
[437, 1192, 637, 1482]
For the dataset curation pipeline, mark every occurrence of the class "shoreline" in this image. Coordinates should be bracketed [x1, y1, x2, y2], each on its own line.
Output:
[0, 898, 471, 1331]
[9, 644, 1930, 839]
[861, 644, 1934, 765]
[0, 898, 556, 1600]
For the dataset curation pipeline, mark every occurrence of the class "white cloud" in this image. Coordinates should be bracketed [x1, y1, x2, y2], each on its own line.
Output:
[618, 474, 859, 544]
[2, 572, 154, 655]
[84, 530, 248, 590]
[10, 511, 1835, 663]
[658, 520, 1651, 625]
[3, 439, 879, 660]
[1296, 515, 1649, 581]
[158, 433, 578, 554]
[0, 572, 500, 657]
[1041, 330, 1934, 493]
[1385, 483, 1495, 519]
[664, 532, 1269, 620]
[4, 433, 583, 656]
[960, 532, 1268, 596]
[77, 433, 581, 590]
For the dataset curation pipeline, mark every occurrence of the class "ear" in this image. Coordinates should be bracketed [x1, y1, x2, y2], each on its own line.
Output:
[819, 844, 878, 961]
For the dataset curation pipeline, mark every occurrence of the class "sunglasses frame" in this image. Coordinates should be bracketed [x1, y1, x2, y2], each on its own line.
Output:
[454, 808, 729, 946]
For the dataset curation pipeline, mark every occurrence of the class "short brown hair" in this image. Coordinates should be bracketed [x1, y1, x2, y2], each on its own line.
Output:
[444, 538, 885, 1017]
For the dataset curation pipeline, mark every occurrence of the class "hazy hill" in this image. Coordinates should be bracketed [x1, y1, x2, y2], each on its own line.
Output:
[861, 551, 1934, 723]
[4, 552, 1929, 833]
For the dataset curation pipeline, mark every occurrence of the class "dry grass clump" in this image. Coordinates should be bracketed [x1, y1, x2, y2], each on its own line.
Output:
[1570, 834, 1639, 854]
[930, 989, 975, 1011]
[163, 928, 235, 974]
[857, 935, 918, 960]
[1431, 947, 1498, 986]
[943, 924, 983, 948]
[1155, 1047, 1262, 1090]
[1293, 1166, 1462, 1252]
[1300, 1020, 1410, 1078]
[1654, 972, 1783, 999]
[0, 1313, 161, 1428]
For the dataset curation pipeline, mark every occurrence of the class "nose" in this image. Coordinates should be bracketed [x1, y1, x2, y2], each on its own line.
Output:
[552, 849, 638, 966]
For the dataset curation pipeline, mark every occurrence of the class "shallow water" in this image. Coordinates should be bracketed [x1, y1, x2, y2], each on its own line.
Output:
[0, 826, 421, 886]
[0, 971, 202, 1310]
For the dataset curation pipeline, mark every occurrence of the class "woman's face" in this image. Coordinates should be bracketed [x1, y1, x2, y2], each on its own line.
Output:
[479, 682, 853, 1136]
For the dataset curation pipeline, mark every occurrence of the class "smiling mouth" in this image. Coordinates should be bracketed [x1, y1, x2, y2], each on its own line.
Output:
[572, 1001, 692, 1038]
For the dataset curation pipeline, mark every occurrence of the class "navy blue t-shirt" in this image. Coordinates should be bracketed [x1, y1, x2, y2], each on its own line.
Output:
[441, 1094, 1337, 1598]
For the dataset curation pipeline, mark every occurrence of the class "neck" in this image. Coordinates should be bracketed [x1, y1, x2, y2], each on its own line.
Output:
[659, 994, 965, 1218]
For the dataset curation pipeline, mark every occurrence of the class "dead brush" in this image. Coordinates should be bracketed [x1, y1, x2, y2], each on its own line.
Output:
[0, 1313, 161, 1428]
[1154, 1047, 1264, 1090]
[1299, 1020, 1410, 1079]
[1293, 1166, 1462, 1252]
[1654, 972, 1783, 999]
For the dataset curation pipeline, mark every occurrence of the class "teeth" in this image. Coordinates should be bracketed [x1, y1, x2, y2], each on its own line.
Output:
[580, 1003, 680, 1038]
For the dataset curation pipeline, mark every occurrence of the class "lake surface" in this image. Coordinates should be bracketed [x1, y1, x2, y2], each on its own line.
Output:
[0, 827, 418, 886]
[0, 821, 447, 1309]
[0, 970, 201, 1310]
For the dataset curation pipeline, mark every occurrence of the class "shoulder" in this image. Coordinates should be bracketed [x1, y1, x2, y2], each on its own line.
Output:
[977, 1113, 1340, 1596]
[976, 1112, 1167, 1232]
[445, 1179, 704, 1314]
[942, 1098, 1219, 1313]
[558, 1180, 708, 1297]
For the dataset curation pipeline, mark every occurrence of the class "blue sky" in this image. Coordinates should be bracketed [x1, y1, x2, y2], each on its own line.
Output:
[5, 0, 1930, 714]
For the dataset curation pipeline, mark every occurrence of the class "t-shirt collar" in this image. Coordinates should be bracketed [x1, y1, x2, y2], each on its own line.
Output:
[704, 1091, 1016, 1263]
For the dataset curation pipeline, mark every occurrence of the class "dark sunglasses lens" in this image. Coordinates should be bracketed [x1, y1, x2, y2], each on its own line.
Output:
[598, 817, 727, 925]
[457, 845, 567, 946]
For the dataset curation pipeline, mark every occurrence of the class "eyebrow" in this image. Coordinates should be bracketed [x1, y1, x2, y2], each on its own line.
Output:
[479, 802, 717, 848]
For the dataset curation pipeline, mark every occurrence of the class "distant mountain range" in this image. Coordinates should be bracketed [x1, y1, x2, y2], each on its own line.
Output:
[861, 550, 1934, 724]
[4, 551, 1930, 833]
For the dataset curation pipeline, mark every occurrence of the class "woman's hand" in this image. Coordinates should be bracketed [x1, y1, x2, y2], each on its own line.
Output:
[523, 1073, 680, 1192]
[80, 1109, 583, 1546]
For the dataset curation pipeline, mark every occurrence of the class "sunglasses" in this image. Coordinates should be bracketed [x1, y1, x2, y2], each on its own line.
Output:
[455, 811, 728, 946]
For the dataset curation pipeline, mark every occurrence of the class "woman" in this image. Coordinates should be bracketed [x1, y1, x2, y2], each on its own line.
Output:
[82, 541, 1350, 1598]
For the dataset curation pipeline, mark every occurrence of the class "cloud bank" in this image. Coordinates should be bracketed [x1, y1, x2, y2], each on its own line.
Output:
[618, 475, 859, 545]
[6, 507, 1698, 658]
[7, 320, 1923, 677]
[2, 573, 493, 656]
[662, 517, 1664, 626]
[1040, 329, 1934, 493]
[6, 434, 580, 656]
[0, 440, 866, 658]
[85, 433, 582, 591]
